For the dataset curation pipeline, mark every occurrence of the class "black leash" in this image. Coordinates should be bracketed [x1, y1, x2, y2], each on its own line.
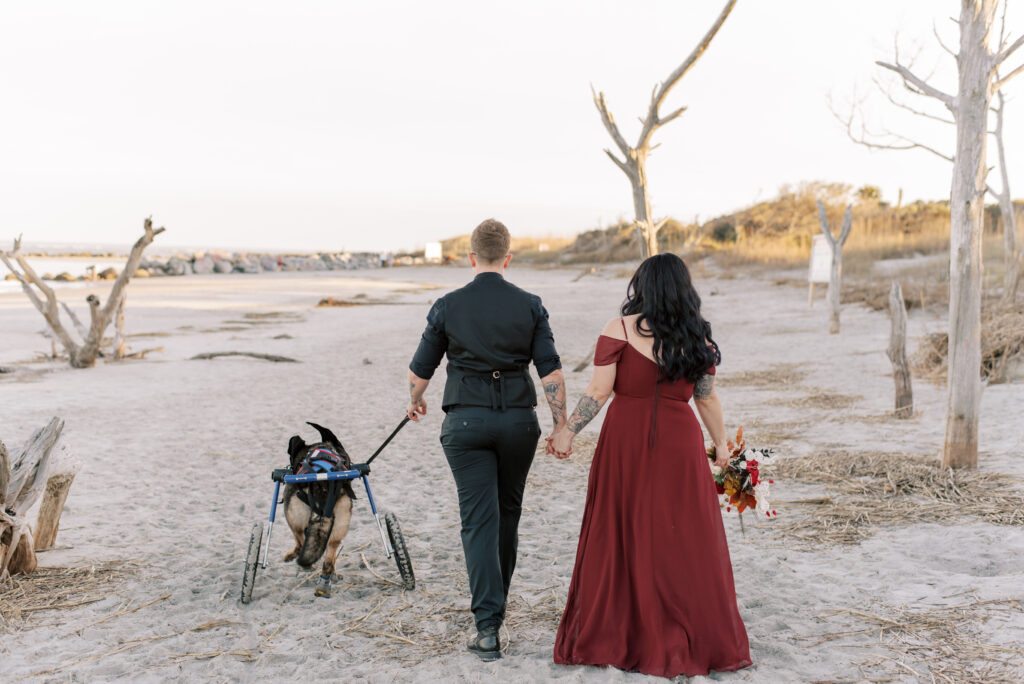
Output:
[366, 416, 411, 465]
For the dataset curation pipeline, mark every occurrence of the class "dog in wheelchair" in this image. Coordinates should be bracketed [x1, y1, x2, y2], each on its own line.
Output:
[283, 422, 356, 597]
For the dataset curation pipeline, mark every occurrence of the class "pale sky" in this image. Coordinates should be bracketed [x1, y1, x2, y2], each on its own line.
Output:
[1, 1, 1021, 253]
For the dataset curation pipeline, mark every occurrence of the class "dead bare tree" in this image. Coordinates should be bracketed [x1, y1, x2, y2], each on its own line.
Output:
[989, 94, 1020, 302]
[835, 1, 1024, 469]
[592, 0, 737, 259]
[0, 218, 165, 368]
[989, 0, 1023, 301]
[815, 201, 853, 334]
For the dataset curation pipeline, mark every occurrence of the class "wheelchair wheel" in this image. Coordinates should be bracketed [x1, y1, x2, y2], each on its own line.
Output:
[240, 522, 264, 604]
[384, 511, 415, 590]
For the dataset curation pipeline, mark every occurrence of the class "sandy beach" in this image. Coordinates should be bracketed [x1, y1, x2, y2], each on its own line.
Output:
[2, 263, 1023, 682]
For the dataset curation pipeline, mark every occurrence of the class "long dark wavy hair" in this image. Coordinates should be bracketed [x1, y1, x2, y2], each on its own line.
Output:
[620, 253, 721, 384]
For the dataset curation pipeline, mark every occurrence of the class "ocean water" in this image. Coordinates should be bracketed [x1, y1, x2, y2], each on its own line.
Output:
[1, 256, 128, 293]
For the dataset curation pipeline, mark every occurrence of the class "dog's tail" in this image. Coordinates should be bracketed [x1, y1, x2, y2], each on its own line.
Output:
[297, 516, 334, 567]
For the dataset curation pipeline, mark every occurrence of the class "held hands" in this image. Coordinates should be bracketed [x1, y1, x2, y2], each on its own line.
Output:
[546, 426, 574, 459]
[713, 441, 731, 469]
[407, 398, 427, 421]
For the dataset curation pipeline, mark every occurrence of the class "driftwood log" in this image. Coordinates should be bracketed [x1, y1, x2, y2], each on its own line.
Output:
[815, 201, 853, 334]
[886, 281, 914, 419]
[0, 218, 165, 368]
[190, 351, 298, 363]
[1, 418, 79, 576]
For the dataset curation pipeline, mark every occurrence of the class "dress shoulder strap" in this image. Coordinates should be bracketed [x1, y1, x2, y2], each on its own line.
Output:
[620, 317, 628, 342]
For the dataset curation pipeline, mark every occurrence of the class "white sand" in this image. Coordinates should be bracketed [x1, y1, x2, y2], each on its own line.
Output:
[1, 264, 1022, 682]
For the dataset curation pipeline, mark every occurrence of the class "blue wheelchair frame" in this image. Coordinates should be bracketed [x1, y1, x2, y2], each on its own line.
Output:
[263, 467, 392, 568]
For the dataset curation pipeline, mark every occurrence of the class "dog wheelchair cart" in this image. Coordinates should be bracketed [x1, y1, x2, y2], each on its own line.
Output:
[240, 418, 414, 604]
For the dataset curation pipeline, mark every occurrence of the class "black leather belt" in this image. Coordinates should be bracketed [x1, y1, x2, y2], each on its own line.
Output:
[458, 367, 527, 411]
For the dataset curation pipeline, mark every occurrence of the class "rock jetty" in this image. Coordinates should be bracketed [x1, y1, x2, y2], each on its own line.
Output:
[38, 251, 384, 281]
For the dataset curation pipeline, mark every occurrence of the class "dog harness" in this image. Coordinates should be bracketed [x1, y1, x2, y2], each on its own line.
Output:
[295, 444, 353, 518]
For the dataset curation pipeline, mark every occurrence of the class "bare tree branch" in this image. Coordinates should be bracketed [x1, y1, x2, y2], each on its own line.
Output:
[838, 205, 854, 245]
[873, 76, 956, 124]
[60, 302, 88, 343]
[636, 0, 737, 150]
[993, 34, 1024, 68]
[658, 104, 688, 127]
[876, 60, 955, 108]
[1, 237, 80, 357]
[590, 85, 631, 158]
[993, 60, 1024, 91]
[603, 148, 633, 178]
[829, 96, 954, 163]
[933, 20, 957, 58]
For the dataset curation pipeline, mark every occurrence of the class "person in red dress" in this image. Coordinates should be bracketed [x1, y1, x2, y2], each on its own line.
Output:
[548, 253, 752, 678]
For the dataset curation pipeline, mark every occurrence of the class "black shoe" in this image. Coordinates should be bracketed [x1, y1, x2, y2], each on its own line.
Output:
[467, 625, 501, 661]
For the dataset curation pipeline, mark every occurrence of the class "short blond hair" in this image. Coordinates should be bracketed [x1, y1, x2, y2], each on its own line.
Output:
[470, 218, 511, 263]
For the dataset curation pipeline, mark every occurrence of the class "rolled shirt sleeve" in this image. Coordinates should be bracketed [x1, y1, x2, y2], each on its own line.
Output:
[530, 295, 561, 377]
[409, 298, 448, 379]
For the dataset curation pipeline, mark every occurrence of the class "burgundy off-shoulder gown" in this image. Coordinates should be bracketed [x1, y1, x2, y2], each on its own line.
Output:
[553, 332, 752, 678]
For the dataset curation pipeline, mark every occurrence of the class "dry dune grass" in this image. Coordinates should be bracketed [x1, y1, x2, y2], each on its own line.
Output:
[270, 550, 565, 666]
[784, 391, 861, 410]
[716, 363, 806, 388]
[0, 560, 135, 631]
[914, 300, 1024, 382]
[769, 450, 1024, 547]
[806, 597, 1024, 684]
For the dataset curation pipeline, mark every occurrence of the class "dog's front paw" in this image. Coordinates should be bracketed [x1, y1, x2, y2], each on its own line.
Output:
[314, 574, 332, 598]
[282, 548, 299, 562]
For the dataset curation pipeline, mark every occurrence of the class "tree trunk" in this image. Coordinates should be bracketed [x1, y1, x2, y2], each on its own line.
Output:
[828, 245, 842, 334]
[816, 202, 853, 334]
[114, 293, 127, 360]
[992, 95, 1018, 301]
[1004, 203, 1020, 300]
[887, 281, 914, 418]
[34, 471, 76, 551]
[943, 0, 997, 470]
[629, 153, 657, 259]
[0, 440, 8, 509]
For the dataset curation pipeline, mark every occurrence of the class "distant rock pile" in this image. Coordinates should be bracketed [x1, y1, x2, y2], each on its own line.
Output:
[139, 251, 383, 277]
[32, 251, 383, 281]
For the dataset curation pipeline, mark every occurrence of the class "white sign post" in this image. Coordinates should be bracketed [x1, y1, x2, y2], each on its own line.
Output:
[424, 242, 442, 263]
[808, 234, 832, 308]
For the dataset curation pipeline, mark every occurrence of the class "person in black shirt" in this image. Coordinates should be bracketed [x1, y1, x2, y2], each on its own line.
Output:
[407, 219, 566, 661]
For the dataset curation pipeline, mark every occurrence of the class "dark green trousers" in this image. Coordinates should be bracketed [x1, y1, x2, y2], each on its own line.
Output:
[440, 406, 541, 630]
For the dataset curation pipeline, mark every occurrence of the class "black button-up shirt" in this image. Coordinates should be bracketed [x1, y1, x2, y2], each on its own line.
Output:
[410, 272, 561, 410]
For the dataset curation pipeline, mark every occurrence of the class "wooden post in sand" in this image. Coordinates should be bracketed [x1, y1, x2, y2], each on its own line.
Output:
[886, 281, 913, 419]
[34, 471, 77, 551]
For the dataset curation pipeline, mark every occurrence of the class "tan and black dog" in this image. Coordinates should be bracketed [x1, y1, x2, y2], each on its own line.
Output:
[283, 422, 357, 597]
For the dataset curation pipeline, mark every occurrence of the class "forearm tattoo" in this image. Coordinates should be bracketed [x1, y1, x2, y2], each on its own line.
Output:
[567, 395, 601, 434]
[693, 373, 714, 400]
[409, 380, 416, 398]
[543, 381, 566, 426]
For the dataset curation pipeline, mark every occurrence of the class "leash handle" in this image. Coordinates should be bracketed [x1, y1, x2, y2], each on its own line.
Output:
[366, 416, 411, 465]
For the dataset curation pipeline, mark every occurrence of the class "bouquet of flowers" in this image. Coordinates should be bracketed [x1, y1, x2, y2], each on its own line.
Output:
[707, 426, 778, 519]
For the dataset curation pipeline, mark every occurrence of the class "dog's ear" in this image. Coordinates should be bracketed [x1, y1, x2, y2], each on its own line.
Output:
[287, 435, 307, 473]
[306, 422, 344, 451]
